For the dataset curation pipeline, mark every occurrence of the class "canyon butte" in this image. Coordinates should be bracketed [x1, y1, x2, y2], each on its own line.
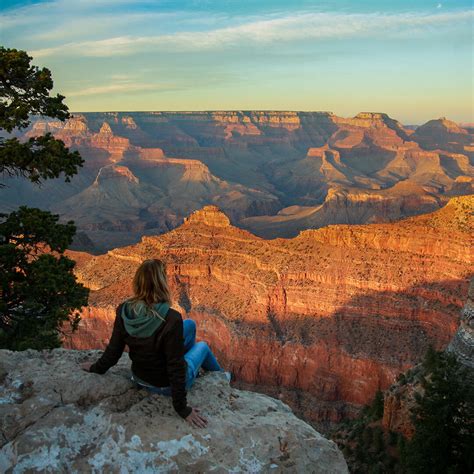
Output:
[65, 195, 473, 427]
[2, 111, 473, 252]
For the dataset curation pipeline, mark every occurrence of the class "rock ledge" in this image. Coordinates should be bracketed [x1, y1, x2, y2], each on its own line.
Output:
[0, 349, 347, 473]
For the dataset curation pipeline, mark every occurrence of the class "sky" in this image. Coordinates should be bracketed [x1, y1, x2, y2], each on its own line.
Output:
[1, 0, 473, 123]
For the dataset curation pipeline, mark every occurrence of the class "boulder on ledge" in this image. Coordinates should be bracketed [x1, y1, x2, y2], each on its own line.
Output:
[0, 349, 347, 473]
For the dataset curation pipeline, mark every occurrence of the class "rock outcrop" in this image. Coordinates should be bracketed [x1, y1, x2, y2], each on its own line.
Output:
[241, 183, 445, 238]
[411, 117, 472, 153]
[447, 277, 474, 369]
[65, 195, 473, 425]
[380, 367, 421, 438]
[0, 349, 347, 473]
[184, 205, 231, 227]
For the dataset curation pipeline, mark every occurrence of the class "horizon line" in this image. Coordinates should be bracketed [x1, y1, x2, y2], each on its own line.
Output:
[65, 110, 465, 125]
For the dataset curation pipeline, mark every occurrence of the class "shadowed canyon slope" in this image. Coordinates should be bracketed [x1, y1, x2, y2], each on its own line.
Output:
[65, 195, 473, 424]
[381, 277, 474, 438]
[3, 111, 473, 251]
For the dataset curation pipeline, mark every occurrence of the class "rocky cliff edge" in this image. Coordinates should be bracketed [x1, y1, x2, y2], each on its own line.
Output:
[0, 349, 347, 473]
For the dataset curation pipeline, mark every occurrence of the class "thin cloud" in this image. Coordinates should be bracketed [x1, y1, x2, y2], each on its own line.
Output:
[1, 8, 181, 44]
[30, 9, 473, 58]
[66, 82, 176, 97]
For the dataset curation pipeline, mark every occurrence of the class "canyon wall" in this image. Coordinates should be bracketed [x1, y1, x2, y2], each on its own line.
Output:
[65, 195, 473, 424]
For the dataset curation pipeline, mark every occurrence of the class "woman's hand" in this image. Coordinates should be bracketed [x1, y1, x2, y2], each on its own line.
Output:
[185, 408, 207, 428]
[80, 362, 92, 372]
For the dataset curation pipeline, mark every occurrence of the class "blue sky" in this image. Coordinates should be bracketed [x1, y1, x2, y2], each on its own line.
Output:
[1, 0, 472, 123]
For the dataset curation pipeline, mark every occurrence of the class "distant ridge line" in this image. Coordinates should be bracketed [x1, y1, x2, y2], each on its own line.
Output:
[70, 110, 337, 114]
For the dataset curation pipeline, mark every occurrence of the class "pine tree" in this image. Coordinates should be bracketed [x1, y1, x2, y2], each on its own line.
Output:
[0, 47, 89, 350]
[0, 47, 83, 183]
[401, 350, 474, 473]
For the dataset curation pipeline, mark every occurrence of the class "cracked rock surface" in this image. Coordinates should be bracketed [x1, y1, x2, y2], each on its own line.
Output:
[0, 349, 347, 473]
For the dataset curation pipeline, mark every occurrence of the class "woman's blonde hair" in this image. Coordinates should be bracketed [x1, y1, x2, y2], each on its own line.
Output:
[130, 259, 172, 306]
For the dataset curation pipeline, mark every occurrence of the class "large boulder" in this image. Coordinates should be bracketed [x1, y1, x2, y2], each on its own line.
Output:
[0, 349, 347, 473]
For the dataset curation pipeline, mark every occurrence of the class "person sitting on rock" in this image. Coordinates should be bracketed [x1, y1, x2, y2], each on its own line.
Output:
[80, 258, 229, 428]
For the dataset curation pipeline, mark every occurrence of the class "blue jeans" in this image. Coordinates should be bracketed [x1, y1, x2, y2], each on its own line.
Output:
[132, 319, 222, 395]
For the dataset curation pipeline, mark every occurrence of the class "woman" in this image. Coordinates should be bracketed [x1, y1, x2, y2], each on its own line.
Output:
[80, 259, 227, 428]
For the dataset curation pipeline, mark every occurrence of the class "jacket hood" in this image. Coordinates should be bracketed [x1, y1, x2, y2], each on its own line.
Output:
[121, 300, 170, 337]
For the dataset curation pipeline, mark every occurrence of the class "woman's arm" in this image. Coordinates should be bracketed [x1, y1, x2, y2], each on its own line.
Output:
[163, 313, 192, 419]
[88, 306, 126, 374]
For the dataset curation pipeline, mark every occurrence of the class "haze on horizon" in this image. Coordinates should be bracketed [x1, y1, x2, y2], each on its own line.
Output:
[0, 0, 473, 124]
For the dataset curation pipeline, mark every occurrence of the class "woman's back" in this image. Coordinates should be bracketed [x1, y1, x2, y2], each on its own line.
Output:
[121, 304, 185, 386]
[86, 259, 218, 425]
[89, 299, 189, 417]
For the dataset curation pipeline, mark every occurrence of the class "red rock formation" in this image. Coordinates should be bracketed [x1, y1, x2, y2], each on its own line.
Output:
[184, 205, 231, 227]
[65, 196, 473, 423]
[411, 117, 472, 154]
[241, 183, 446, 238]
[381, 373, 419, 438]
[121, 116, 137, 129]
[87, 122, 130, 162]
